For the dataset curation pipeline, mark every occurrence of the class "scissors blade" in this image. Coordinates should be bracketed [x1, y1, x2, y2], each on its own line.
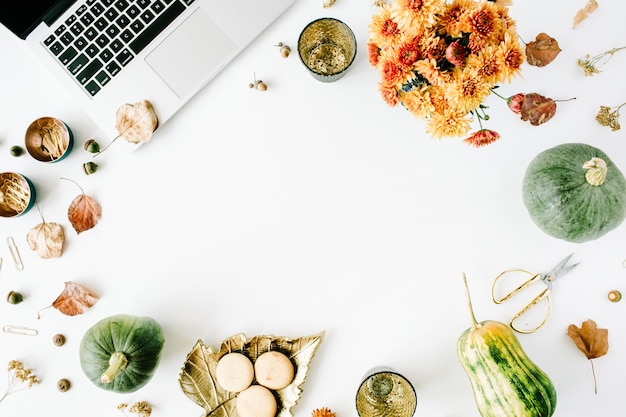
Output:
[544, 253, 579, 283]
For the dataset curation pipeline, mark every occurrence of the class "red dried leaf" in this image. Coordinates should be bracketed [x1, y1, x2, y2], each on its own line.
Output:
[525, 33, 561, 67]
[68, 193, 102, 234]
[38, 281, 99, 319]
[520, 93, 557, 126]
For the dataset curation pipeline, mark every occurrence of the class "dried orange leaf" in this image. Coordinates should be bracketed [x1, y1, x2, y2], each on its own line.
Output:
[573, 0, 598, 29]
[27, 221, 65, 258]
[567, 319, 608, 393]
[38, 281, 99, 319]
[115, 100, 158, 145]
[68, 193, 102, 234]
[520, 93, 557, 126]
[568, 319, 608, 359]
[525, 33, 561, 67]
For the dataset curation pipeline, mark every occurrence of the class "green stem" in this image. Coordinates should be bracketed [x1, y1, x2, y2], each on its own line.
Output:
[462, 273, 480, 330]
[490, 88, 507, 100]
[583, 157, 607, 186]
[101, 352, 128, 384]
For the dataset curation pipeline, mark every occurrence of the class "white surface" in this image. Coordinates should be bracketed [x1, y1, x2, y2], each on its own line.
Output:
[1, 1, 625, 416]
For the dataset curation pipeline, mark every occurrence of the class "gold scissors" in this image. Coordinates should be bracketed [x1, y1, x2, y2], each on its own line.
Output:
[491, 254, 579, 334]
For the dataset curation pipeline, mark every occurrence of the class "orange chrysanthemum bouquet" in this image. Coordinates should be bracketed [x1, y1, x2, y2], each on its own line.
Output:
[368, 0, 524, 146]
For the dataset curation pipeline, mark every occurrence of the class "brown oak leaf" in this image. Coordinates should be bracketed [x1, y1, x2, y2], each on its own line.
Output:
[68, 193, 102, 234]
[37, 281, 99, 319]
[526, 33, 561, 67]
[520, 93, 557, 126]
[567, 319, 608, 394]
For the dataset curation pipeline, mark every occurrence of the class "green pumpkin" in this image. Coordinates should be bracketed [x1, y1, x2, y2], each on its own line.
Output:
[522, 143, 626, 243]
[79, 314, 165, 393]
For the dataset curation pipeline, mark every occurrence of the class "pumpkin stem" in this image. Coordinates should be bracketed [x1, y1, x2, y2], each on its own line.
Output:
[462, 273, 480, 330]
[101, 351, 128, 384]
[583, 157, 607, 186]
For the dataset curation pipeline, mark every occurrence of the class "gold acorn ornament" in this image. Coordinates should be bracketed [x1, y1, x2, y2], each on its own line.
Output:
[249, 73, 267, 91]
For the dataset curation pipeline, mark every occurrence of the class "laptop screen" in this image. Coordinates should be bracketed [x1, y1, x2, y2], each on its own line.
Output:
[0, 0, 75, 40]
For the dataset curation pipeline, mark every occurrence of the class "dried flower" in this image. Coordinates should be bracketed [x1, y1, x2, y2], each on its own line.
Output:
[312, 407, 336, 417]
[492, 88, 574, 125]
[596, 102, 626, 131]
[578, 46, 626, 76]
[118, 401, 153, 417]
[464, 129, 500, 147]
[323, 0, 336, 7]
[0, 360, 40, 403]
[368, 0, 524, 142]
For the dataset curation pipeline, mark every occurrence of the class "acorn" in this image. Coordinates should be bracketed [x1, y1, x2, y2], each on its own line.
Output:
[53, 333, 66, 346]
[83, 139, 100, 153]
[83, 161, 99, 175]
[249, 74, 267, 92]
[57, 378, 71, 392]
[10, 145, 24, 157]
[276, 42, 291, 58]
[6, 291, 23, 304]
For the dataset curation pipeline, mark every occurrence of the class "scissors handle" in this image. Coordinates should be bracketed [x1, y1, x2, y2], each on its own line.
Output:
[491, 269, 542, 304]
[510, 288, 552, 334]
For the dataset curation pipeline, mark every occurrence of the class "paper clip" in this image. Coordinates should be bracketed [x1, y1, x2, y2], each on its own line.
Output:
[3, 325, 38, 336]
[7, 237, 23, 271]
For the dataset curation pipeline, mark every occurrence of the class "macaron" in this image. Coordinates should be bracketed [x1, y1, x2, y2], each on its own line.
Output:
[254, 351, 295, 390]
[215, 352, 254, 392]
[236, 385, 277, 417]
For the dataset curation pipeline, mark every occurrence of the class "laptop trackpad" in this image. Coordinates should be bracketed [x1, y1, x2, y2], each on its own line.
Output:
[145, 8, 237, 98]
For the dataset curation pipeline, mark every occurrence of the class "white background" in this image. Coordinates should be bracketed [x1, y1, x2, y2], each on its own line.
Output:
[1, 0, 626, 416]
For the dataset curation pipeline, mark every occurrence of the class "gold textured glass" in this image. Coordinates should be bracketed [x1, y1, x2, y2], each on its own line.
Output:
[355, 367, 417, 417]
[297, 17, 357, 82]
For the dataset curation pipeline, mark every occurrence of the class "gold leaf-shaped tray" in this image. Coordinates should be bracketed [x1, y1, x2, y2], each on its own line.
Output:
[179, 332, 325, 417]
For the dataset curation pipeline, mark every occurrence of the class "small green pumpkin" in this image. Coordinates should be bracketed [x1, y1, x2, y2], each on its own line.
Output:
[457, 274, 557, 417]
[79, 314, 165, 393]
[522, 143, 626, 243]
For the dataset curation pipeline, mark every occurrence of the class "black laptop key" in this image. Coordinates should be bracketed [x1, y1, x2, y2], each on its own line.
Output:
[115, 0, 130, 12]
[99, 48, 114, 62]
[80, 12, 95, 26]
[58, 45, 77, 63]
[129, 0, 185, 54]
[106, 24, 121, 38]
[140, 10, 155, 24]
[137, 0, 150, 9]
[130, 20, 145, 34]
[182, 0, 195, 5]
[95, 34, 110, 47]
[151, 1, 165, 14]
[120, 29, 134, 43]
[85, 80, 101, 96]
[70, 22, 85, 36]
[106, 61, 121, 76]
[94, 17, 108, 31]
[95, 70, 111, 86]
[85, 44, 100, 58]
[65, 15, 77, 26]
[102, 0, 115, 6]
[116, 15, 131, 29]
[74, 36, 88, 50]
[77, 59, 103, 84]
[68, 54, 89, 75]
[76, 5, 88, 15]
[60, 32, 75, 46]
[91, 2, 105, 16]
[116, 48, 134, 66]
[84, 27, 99, 41]
[109, 39, 124, 53]
[127, 5, 140, 19]
[48, 41, 63, 56]
[105, 8, 120, 22]
[55, 25, 67, 36]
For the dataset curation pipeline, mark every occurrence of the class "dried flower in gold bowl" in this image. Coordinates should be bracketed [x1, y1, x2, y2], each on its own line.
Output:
[368, 0, 524, 145]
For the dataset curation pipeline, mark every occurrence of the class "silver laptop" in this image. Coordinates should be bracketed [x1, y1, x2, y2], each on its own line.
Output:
[0, 0, 295, 142]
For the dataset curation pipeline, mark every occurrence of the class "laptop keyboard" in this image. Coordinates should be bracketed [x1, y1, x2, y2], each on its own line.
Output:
[42, 0, 195, 97]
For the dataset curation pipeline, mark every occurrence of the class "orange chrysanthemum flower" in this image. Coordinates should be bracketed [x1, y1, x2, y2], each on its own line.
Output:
[438, 0, 474, 37]
[445, 67, 491, 113]
[496, 31, 525, 82]
[400, 89, 435, 118]
[426, 109, 472, 138]
[463, 129, 501, 147]
[369, 5, 403, 48]
[311, 408, 336, 417]
[368, 42, 382, 67]
[379, 83, 401, 107]
[397, 39, 421, 68]
[390, 0, 445, 35]
[465, 45, 502, 84]
[466, 2, 503, 54]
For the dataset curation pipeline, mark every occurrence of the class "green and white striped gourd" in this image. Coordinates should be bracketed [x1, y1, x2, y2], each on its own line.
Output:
[457, 274, 557, 417]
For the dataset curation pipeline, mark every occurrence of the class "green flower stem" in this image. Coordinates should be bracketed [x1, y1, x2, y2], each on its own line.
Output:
[101, 352, 128, 384]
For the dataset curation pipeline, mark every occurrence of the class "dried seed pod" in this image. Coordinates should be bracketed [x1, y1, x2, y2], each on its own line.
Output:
[608, 290, 622, 302]
[57, 378, 71, 392]
[249, 73, 267, 91]
[53, 333, 66, 346]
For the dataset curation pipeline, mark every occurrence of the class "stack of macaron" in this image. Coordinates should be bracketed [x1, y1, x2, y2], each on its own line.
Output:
[215, 350, 296, 417]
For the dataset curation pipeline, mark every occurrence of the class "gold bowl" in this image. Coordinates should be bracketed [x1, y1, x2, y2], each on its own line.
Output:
[298, 17, 357, 82]
[25, 117, 74, 162]
[0, 172, 36, 217]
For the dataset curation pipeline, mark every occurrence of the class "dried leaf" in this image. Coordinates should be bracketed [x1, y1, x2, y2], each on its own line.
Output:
[27, 221, 64, 258]
[115, 100, 158, 145]
[573, 0, 598, 29]
[179, 332, 325, 417]
[525, 33, 561, 67]
[567, 319, 608, 393]
[68, 193, 102, 234]
[38, 281, 99, 319]
[520, 93, 557, 126]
